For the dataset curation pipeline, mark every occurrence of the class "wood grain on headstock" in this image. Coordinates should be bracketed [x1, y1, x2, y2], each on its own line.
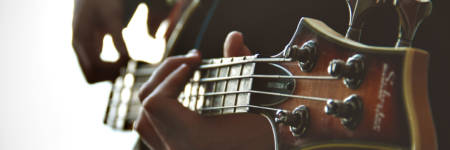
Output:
[273, 18, 436, 149]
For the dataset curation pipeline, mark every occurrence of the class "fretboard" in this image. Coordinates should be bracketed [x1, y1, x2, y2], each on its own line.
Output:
[104, 56, 258, 129]
[178, 55, 258, 115]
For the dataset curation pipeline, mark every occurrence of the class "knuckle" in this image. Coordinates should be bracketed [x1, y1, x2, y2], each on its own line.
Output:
[138, 90, 147, 102]
[138, 83, 150, 101]
[159, 55, 186, 70]
[142, 95, 158, 112]
[164, 57, 177, 64]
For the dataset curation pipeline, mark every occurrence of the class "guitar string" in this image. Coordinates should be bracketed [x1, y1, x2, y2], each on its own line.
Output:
[195, 105, 286, 112]
[181, 90, 333, 102]
[189, 74, 338, 83]
[134, 57, 335, 112]
[131, 57, 294, 77]
[199, 57, 292, 69]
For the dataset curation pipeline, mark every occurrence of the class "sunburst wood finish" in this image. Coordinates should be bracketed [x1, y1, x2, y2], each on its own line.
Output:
[267, 18, 436, 149]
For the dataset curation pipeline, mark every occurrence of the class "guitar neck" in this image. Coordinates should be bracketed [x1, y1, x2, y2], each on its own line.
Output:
[105, 55, 290, 129]
[179, 55, 258, 115]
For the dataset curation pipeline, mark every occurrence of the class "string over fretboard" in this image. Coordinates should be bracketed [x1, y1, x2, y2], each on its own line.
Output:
[179, 55, 258, 115]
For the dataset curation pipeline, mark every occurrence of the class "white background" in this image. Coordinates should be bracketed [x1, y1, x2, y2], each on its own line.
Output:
[0, 1, 164, 149]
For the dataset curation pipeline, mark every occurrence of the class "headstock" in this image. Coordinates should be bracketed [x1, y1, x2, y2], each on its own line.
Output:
[271, 17, 437, 149]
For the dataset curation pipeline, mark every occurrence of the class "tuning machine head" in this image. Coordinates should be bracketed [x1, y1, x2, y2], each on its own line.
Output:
[328, 54, 366, 89]
[324, 94, 363, 130]
[275, 105, 309, 137]
[288, 40, 318, 72]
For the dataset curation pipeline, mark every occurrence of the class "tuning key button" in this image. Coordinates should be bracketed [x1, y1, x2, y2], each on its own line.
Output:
[328, 59, 347, 78]
[328, 54, 365, 89]
[275, 105, 309, 137]
[290, 40, 318, 72]
[324, 95, 363, 130]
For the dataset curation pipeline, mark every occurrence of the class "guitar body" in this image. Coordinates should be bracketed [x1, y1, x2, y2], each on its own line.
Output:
[267, 18, 436, 149]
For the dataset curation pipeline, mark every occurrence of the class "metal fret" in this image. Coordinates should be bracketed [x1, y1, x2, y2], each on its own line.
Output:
[105, 76, 124, 128]
[106, 56, 261, 130]
[126, 74, 150, 128]
[189, 71, 201, 111]
[198, 60, 211, 114]
[115, 61, 138, 129]
[182, 82, 192, 107]
[223, 57, 243, 113]
[236, 56, 255, 112]
[193, 56, 257, 115]
[203, 59, 221, 114]
[196, 80, 206, 112]
[216, 58, 232, 114]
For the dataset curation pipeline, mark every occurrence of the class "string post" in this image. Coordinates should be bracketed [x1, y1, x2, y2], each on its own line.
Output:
[275, 105, 309, 137]
[328, 54, 366, 89]
[324, 94, 363, 130]
[289, 40, 318, 72]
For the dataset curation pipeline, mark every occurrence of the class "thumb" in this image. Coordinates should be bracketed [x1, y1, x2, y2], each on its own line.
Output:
[223, 31, 251, 57]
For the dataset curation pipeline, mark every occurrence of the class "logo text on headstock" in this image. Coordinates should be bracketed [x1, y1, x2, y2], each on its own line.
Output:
[373, 63, 395, 132]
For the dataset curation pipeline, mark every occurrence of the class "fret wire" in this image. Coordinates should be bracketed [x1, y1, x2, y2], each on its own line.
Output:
[190, 71, 201, 111]
[219, 58, 232, 114]
[190, 75, 338, 83]
[211, 58, 223, 114]
[222, 57, 244, 113]
[237, 56, 255, 113]
[233, 58, 245, 113]
[203, 59, 218, 114]
[182, 82, 192, 107]
[199, 58, 292, 69]
[191, 90, 332, 102]
[197, 105, 286, 112]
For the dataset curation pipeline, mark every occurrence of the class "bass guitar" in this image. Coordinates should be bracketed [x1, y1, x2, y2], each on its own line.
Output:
[105, 0, 437, 149]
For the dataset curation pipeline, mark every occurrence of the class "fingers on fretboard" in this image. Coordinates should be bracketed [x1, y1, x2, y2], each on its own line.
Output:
[179, 56, 257, 115]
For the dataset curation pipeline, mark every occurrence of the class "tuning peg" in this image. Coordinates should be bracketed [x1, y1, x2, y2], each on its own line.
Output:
[289, 40, 318, 72]
[345, 0, 381, 41]
[394, 0, 432, 47]
[328, 54, 365, 89]
[324, 95, 363, 130]
[275, 105, 309, 137]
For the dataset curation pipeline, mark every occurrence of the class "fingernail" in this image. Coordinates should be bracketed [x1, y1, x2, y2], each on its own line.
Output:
[186, 49, 199, 57]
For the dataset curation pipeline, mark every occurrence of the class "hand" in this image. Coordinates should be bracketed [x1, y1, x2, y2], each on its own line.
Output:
[135, 31, 274, 150]
[72, 0, 130, 83]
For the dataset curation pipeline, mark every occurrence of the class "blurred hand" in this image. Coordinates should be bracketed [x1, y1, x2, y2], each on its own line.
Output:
[72, 0, 130, 83]
[135, 31, 274, 150]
